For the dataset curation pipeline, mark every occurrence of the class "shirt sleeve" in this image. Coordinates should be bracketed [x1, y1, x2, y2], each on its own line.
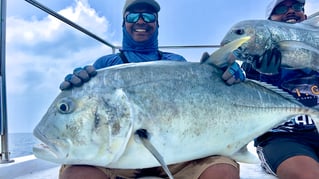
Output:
[93, 54, 123, 69]
[161, 52, 187, 62]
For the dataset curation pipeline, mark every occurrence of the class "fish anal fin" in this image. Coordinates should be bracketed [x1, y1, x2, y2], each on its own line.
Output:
[231, 145, 259, 164]
[135, 129, 174, 179]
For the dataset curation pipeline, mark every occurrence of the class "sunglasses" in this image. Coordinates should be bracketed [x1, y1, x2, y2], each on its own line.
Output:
[125, 12, 156, 23]
[273, 3, 304, 15]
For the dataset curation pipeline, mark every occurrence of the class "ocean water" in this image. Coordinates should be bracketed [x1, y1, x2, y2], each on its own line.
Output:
[7, 133, 37, 158]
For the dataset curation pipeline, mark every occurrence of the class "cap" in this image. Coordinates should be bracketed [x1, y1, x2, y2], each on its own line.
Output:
[123, 0, 160, 16]
[265, 0, 305, 19]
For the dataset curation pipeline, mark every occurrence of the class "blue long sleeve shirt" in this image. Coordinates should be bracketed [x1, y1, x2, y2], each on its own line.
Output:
[93, 50, 186, 69]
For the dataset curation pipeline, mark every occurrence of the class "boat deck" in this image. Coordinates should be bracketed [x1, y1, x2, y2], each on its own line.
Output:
[0, 155, 277, 179]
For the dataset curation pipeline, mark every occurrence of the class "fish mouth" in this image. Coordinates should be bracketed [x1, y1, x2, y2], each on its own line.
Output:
[33, 129, 70, 161]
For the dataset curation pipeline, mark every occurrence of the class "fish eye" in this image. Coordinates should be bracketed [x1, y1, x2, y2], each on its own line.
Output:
[57, 98, 75, 114]
[234, 29, 245, 35]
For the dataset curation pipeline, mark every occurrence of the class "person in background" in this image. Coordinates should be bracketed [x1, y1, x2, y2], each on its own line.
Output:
[59, 0, 240, 178]
[231, 0, 319, 178]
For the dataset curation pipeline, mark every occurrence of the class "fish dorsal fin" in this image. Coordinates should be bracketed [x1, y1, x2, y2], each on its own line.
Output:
[302, 12, 319, 28]
[135, 129, 174, 179]
[245, 79, 303, 106]
[307, 11, 319, 20]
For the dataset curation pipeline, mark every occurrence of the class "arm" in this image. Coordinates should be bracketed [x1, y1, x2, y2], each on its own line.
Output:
[207, 45, 281, 85]
[161, 52, 187, 62]
[244, 47, 282, 86]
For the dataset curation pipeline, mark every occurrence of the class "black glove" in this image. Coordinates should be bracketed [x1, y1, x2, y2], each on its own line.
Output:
[59, 65, 97, 90]
[252, 47, 281, 74]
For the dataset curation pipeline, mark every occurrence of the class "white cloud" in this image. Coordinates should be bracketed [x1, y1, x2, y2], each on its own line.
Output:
[58, 0, 110, 38]
[5, 0, 114, 132]
[6, 0, 113, 94]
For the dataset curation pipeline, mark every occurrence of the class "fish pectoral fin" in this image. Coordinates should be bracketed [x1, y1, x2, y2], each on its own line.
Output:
[205, 36, 251, 67]
[278, 40, 319, 56]
[231, 146, 259, 164]
[135, 129, 174, 179]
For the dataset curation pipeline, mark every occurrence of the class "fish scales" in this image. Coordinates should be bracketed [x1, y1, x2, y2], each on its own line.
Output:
[33, 61, 319, 169]
[219, 15, 319, 71]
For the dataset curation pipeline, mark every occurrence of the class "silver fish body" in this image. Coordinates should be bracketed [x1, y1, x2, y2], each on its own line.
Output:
[33, 61, 319, 169]
[220, 16, 319, 71]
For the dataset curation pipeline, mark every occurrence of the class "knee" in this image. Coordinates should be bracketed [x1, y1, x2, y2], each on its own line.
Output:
[199, 163, 239, 179]
[276, 156, 319, 179]
[301, 172, 319, 179]
[278, 171, 319, 179]
[59, 165, 108, 179]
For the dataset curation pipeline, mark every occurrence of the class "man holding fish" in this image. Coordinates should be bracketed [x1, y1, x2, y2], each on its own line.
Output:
[221, 0, 319, 178]
[59, 0, 240, 179]
[53, 0, 319, 179]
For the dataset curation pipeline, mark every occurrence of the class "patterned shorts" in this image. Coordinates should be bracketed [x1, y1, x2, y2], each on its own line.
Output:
[256, 132, 319, 175]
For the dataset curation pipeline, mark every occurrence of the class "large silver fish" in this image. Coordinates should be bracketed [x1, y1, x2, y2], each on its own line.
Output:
[211, 13, 319, 72]
[33, 38, 319, 171]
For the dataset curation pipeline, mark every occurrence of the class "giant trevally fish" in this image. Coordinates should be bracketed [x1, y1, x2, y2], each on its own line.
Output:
[33, 38, 319, 173]
[208, 12, 319, 73]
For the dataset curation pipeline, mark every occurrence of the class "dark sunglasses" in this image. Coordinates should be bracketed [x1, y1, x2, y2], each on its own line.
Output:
[273, 3, 304, 15]
[125, 12, 156, 23]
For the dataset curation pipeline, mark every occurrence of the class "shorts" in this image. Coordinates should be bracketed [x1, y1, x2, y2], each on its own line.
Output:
[59, 155, 239, 179]
[256, 132, 319, 176]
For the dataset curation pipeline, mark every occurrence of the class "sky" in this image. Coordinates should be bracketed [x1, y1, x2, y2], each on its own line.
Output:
[3, 0, 319, 133]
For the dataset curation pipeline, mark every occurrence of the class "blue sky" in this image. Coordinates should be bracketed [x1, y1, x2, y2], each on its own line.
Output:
[5, 0, 319, 133]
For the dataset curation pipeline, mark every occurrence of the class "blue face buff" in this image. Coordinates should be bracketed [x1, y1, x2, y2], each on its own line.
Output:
[273, 3, 304, 15]
[125, 12, 156, 23]
[122, 27, 158, 52]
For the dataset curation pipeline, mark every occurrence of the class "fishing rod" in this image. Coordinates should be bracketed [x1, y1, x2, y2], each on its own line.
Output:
[24, 0, 220, 52]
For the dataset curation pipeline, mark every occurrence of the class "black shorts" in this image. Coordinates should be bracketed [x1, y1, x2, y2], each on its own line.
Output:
[255, 131, 319, 175]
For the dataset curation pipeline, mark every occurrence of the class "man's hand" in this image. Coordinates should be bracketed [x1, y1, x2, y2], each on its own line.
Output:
[59, 65, 97, 90]
[200, 51, 245, 85]
[222, 62, 246, 85]
[252, 47, 281, 74]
